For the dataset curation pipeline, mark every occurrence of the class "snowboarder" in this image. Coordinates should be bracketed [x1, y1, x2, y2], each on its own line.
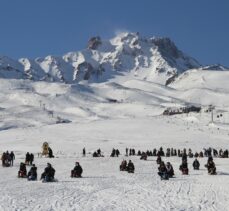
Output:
[71, 162, 83, 178]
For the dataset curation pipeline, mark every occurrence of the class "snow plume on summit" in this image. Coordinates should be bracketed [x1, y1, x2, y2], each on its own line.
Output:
[0, 33, 201, 85]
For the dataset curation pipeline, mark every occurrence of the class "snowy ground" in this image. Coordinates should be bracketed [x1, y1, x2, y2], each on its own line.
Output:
[1, 72, 229, 210]
[1, 117, 229, 211]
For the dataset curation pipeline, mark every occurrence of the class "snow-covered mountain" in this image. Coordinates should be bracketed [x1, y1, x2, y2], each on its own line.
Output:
[0, 32, 201, 85]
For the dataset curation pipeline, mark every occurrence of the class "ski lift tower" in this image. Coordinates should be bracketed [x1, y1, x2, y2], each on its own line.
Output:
[209, 105, 215, 123]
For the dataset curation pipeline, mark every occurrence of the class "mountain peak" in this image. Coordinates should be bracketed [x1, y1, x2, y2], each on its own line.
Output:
[0, 32, 202, 84]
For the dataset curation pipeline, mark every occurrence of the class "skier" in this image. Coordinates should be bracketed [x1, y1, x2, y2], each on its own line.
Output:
[127, 160, 135, 173]
[193, 158, 200, 170]
[18, 162, 27, 178]
[28, 164, 37, 181]
[71, 162, 83, 178]
[41, 163, 56, 182]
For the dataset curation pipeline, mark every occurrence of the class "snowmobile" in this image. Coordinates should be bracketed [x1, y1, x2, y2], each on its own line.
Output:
[181, 168, 189, 175]
[18, 170, 27, 178]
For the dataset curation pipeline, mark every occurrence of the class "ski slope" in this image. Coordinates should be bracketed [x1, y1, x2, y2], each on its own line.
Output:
[1, 117, 229, 211]
[1, 68, 229, 210]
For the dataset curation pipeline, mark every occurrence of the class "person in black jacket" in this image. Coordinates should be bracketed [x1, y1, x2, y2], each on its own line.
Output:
[28, 164, 37, 181]
[48, 147, 54, 158]
[30, 153, 34, 165]
[158, 162, 169, 180]
[179, 160, 189, 175]
[193, 158, 200, 170]
[41, 163, 55, 182]
[25, 152, 30, 165]
[18, 162, 27, 178]
[206, 160, 216, 175]
[166, 162, 174, 178]
[127, 160, 135, 173]
[9, 151, 15, 166]
[71, 162, 83, 177]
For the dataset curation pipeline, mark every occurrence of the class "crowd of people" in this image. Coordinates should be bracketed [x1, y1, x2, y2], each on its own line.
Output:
[0, 146, 225, 183]
[1, 151, 15, 167]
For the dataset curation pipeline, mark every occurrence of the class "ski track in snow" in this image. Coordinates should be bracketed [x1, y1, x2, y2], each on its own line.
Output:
[1, 153, 229, 211]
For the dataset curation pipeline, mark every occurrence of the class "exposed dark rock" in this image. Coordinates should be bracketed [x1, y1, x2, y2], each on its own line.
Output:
[88, 36, 102, 50]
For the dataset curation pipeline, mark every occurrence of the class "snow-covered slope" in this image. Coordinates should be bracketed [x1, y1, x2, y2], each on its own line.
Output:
[0, 33, 200, 85]
[2, 33, 229, 211]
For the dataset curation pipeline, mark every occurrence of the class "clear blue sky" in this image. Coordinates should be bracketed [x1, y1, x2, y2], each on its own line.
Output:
[0, 0, 228, 66]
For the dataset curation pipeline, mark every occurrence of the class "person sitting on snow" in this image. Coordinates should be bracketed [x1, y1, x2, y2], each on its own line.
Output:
[179, 160, 189, 175]
[206, 160, 216, 175]
[166, 162, 174, 178]
[158, 161, 169, 180]
[28, 164, 37, 181]
[140, 152, 147, 160]
[120, 160, 127, 171]
[18, 162, 27, 178]
[71, 162, 83, 178]
[127, 160, 135, 173]
[193, 158, 200, 170]
[41, 163, 55, 182]
[156, 155, 162, 165]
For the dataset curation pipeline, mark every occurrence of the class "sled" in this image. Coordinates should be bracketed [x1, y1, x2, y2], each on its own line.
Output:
[181, 168, 189, 175]
[42, 178, 58, 183]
